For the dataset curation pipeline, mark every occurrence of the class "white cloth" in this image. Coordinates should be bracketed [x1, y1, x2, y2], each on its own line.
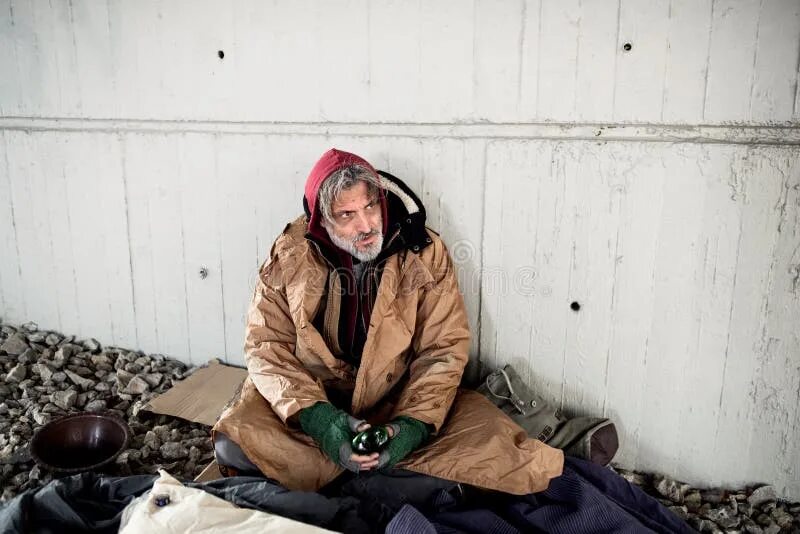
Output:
[118, 470, 335, 534]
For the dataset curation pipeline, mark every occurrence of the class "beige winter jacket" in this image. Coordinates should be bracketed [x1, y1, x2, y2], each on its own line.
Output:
[213, 216, 563, 494]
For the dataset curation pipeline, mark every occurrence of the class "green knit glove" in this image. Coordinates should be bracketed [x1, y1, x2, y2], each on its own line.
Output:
[376, 416, 430, 469]
[298, 402, 366, 471]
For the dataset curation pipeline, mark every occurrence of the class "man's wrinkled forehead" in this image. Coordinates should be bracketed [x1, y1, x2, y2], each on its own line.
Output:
[329, 182, 378, 215]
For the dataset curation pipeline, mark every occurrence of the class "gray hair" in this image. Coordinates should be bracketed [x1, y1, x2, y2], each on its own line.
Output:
[318, 165, 383, 224]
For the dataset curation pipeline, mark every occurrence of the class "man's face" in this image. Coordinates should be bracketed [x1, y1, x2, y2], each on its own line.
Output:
[322, 181, 384, 262]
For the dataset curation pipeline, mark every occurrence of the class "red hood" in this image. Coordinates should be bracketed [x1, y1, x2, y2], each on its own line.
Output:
[304, 148, 389, 242]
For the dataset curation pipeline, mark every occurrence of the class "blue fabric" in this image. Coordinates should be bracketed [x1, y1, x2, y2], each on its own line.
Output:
[385, 457, 693, 534]
[1, 458, 693, 534]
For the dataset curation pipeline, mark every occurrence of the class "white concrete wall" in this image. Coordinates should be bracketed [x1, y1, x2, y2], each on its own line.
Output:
[1, 0, 799, 499]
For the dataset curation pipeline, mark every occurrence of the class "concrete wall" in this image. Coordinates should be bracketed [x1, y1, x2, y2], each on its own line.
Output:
[1, 0, 799, 498]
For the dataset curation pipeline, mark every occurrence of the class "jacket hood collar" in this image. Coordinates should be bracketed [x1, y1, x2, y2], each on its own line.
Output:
[302, 149, 432, 261]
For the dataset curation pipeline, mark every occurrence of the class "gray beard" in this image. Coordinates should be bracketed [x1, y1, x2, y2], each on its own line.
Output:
[327, 229, 384, 262]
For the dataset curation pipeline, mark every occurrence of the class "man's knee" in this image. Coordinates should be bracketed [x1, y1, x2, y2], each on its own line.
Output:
[213, 431, 263, 477]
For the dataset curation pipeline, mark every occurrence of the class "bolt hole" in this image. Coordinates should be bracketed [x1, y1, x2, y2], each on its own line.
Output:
[199, 267, 209, 279]
[217, 50, 225, 59]
[622, 42, 632, 52]
[570, 301, 581, 312]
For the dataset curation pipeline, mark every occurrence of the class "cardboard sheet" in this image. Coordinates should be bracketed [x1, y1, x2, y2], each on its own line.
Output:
[194, 459, 223, 482]
[143, 359, 247, 427]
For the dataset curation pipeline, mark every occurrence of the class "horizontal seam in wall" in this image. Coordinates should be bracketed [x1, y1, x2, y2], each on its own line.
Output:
[1, 116, 799, 145]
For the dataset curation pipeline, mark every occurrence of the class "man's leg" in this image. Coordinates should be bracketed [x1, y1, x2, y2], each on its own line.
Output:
[213, 430, 265, 477]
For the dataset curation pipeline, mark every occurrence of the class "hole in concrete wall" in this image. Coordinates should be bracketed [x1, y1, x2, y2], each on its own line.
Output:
[622, 42, 632, 52]
[217, 50, 225, 59]
[570, 301, 581, 312]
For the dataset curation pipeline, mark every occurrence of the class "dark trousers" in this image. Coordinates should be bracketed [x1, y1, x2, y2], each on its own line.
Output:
[213, 431, 264, 476]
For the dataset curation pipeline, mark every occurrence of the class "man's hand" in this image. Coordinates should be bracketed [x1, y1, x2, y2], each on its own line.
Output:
[373, 416, 429, 470]
[342, 421, 381, 471]
[299, 403, 385, 473]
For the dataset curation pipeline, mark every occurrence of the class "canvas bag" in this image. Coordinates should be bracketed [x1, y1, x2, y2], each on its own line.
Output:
[477, 364, 619, 466]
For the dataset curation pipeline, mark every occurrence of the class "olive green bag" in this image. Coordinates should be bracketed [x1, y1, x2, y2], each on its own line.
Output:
[477, 364, 619, 466]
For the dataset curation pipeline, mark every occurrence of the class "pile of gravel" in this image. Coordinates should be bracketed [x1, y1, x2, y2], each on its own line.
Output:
[612, 468, 800, 533]
[0, 321, 215, 502]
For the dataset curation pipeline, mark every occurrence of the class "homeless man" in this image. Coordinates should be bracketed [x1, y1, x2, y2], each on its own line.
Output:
[212, 148, 564, 494]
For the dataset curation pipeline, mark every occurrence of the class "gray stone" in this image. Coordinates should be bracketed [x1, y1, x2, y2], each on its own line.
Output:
[27, 332, 46, 343]
[143, 431, 161, 450]
[691, 517, 722, 533]
[20, 322, 38, 332]
[10, 422, 31, 435]
[37, 364, 54, 383]
[152, 425, 171, 441]
[33, 411, 51, 425]
[124, 363, 143, 374]
[51, 389, 77, 410]
[73, 366, 93, 377]
[160, 442, 188, 460]
[41, 403, 62, 414]
[770, 507, 793, 528]
[54, 345, 78, 363]
[762, 526, 780, 534]
[12, 471, 28, 486]
[701, 488, 727, 504]
[74, 392, 87, 407]
[130, 400, 147, 417]
[50, 372, 67, 383]
[44, 333, 62, 346]
[702, 505, 740, 528]
[181, 437, 209, 448]
[64, 369, 95, 391]
[755, 514, 773, 527]
[143, 373, 163, 388]
[17, 349, 37, 364]
[0, 446, 31, 465]
[28, 465, 41, 481]
[124, 376, 150, 395]
[4, 364, 26, 383]
[748, 486, 777, 507]
[0, 334, 29, 355]
[115, 369, 134, 387]
[82, 338, 101, 353]
[17, 379, 34, 390]
[742, 517, 763, 533]
[84, 399, 107, 412]
[728, 494, 739, 515]
[90, 354, 112, 367]
[94, 382, 110, 392]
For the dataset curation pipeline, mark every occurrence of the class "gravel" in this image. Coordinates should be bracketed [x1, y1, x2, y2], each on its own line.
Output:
[0, 321, 214, 502]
